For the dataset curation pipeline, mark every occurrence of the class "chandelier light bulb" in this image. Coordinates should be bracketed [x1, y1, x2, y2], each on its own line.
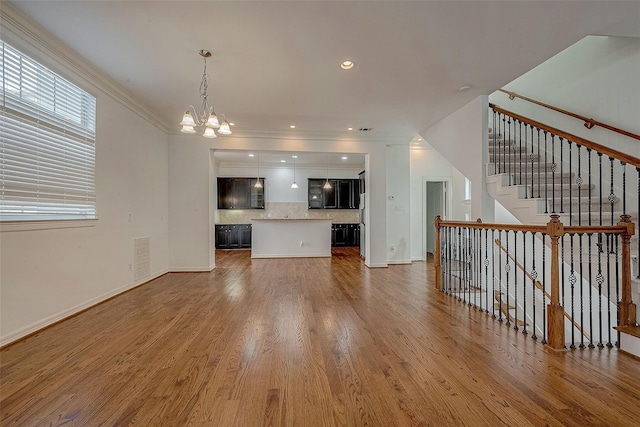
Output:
[206, 113, 220, 129]
[180, 125, 196, 134]
[254, 179, 263, 188]
[218, 120, 232, 135]
[203, 127, 217, 138]
[180, 111, 196, 126]
[323, 180, 332, 190]
[291, 181, 298, 189]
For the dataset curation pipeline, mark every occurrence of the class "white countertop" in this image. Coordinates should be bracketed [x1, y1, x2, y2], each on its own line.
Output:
[251, 218, 333, 221]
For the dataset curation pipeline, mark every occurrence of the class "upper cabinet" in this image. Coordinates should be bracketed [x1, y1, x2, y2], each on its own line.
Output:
[307, 178, 359, 209]
[217, 178, 265, 209]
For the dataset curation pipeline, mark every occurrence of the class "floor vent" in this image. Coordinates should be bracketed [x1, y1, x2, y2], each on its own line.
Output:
[134, 237, 151, 282]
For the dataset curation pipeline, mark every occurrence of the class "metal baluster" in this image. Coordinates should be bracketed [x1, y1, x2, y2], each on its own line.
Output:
[544, 132, 549, 213]
[531, 232, 538, 340]
[597, 231, 604, 348]
[519, 120, 523, 186]
[448, 227, 453, 293]
[577, 145, 582, 226]
[609, 157, 615, 226]
[502, 114, 507, 175]
[551, 135, 556, 213]
[588, 229, 594, 348]
[530, 125, 535, 198]
[579, 232, 585, 349]
[507, 120, 516, 186]
[542, 232, 547, 344]
[536, 128, 541, 198]
[568, 141, 572, 224]
[458, 226, 463, 300]
[569, 233, 576, 349]
[559, 137, 564, 214]
[498, 230, 503, 323]
[514, 231, 519, 330]
[621, 162, 626, 216]
[492, 110, 497, 174]
[588, 149, 592, 226]
[615, 234, 620, 348]
[606, 232, 613, 348]
[561, 234, 567, 349]
[598, 153, 603, 254]
[485, 229, 489, 314]
[522, 231, 527, 335]
[492, 229, 496, 318]
[505, 230, 511, 327]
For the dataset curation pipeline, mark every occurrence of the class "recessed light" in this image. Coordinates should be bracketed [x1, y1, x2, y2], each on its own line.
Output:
[341, 156, 348, 160]
[292, 155, 298, 159]
[229, 122, 235, 126]
[340, 60, 355, 70]
[347, 127, 353, 131]
[458, 85, 471, 92]
[248, 153, 255, 157]
[280, 160, 286, 163]
[418, 138, 423, 141]
[290, 125, 296, 129]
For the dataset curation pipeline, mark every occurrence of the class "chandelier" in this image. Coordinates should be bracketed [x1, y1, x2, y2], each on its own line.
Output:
[179, 49, 232, 138]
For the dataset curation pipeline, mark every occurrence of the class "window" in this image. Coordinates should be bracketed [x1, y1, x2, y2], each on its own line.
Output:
[1, 41, 96, 221]
[464, 177, 471, 200]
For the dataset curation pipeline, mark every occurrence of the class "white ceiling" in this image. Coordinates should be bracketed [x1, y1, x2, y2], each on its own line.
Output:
[215, 150, 365, 169]
[8, 1, 640, 145]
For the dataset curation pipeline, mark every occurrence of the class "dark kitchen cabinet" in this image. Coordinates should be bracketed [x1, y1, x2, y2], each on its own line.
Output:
[217, 178, 264, 209]
[215, 224, 252, 249]
[308, 179, 359, 209]
[331, 223, 359, 247]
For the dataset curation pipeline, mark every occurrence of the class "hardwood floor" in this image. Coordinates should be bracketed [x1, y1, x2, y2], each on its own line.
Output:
[2, 248, 639, 426]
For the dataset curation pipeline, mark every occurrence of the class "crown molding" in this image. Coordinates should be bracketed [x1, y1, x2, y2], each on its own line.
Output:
[0, 3, 169, 134]
[169, 127, 409, 144]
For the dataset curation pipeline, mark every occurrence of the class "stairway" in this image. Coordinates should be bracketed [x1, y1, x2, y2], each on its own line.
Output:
[485, 128, 640, 355]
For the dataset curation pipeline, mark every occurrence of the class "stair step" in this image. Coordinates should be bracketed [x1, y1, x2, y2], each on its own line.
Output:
[494, 302, 516, 311]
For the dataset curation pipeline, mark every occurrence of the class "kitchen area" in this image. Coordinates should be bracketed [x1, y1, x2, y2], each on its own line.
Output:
[214, 151, 366, 259]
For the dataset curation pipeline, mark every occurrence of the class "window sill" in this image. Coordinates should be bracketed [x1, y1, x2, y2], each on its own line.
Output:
[0, 219, 98, 232]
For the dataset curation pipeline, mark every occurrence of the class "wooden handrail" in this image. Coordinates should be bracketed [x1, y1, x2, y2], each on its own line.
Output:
[494, 238, 591, 342]
[498, 89, 640, 142]
[490, 103, 640, 168]
[436, 219, 629, 236]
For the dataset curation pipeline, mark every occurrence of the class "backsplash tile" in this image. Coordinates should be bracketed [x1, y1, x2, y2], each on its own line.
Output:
[215, 202, 359, 224]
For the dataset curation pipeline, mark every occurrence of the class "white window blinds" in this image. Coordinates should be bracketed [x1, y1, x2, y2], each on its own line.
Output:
[1, 41, 97, 221]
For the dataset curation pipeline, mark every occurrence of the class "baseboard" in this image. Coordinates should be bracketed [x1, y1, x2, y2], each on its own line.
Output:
[411, 256, 426, 262]
[365, 261, 388, 268]
[0, 269, 169, 348]
[251, 253, 331, 259]
[388, 259, 412, 265]
[170, 265, 215, 272]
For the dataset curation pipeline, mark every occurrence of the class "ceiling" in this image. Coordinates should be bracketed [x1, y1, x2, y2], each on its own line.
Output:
[8, 1, 640, 145]
[215, 151, 365, 168]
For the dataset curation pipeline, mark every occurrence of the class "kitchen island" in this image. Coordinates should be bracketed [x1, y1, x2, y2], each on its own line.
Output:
[251, 218, 332, 258]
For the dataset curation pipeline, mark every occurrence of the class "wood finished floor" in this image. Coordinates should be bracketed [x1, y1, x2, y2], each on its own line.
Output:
[1, 248, 639, 426]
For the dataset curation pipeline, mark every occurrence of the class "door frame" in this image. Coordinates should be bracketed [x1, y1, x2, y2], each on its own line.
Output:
[423, 177, 452, 258]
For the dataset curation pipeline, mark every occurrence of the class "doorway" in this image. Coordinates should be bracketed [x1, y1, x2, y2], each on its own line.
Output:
[425, 181, 447, 255]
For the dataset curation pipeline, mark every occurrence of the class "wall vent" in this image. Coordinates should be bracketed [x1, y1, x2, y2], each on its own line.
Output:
[358, 128, 373, 132]
[134, 237, 151, 282]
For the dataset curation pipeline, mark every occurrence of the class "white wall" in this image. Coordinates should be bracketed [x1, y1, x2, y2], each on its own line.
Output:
[168, 136, 215, 271]
[0, 10, 170, 345]
[422, 96, 494, 222]
[386, 145, 411, 264]
[491, 36, 640, 158]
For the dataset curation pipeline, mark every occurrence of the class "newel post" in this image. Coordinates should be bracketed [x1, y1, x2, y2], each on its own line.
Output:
[434, 216, 442, 290]
[618, 215, 637, 327]
[546, 214, 565, 349]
